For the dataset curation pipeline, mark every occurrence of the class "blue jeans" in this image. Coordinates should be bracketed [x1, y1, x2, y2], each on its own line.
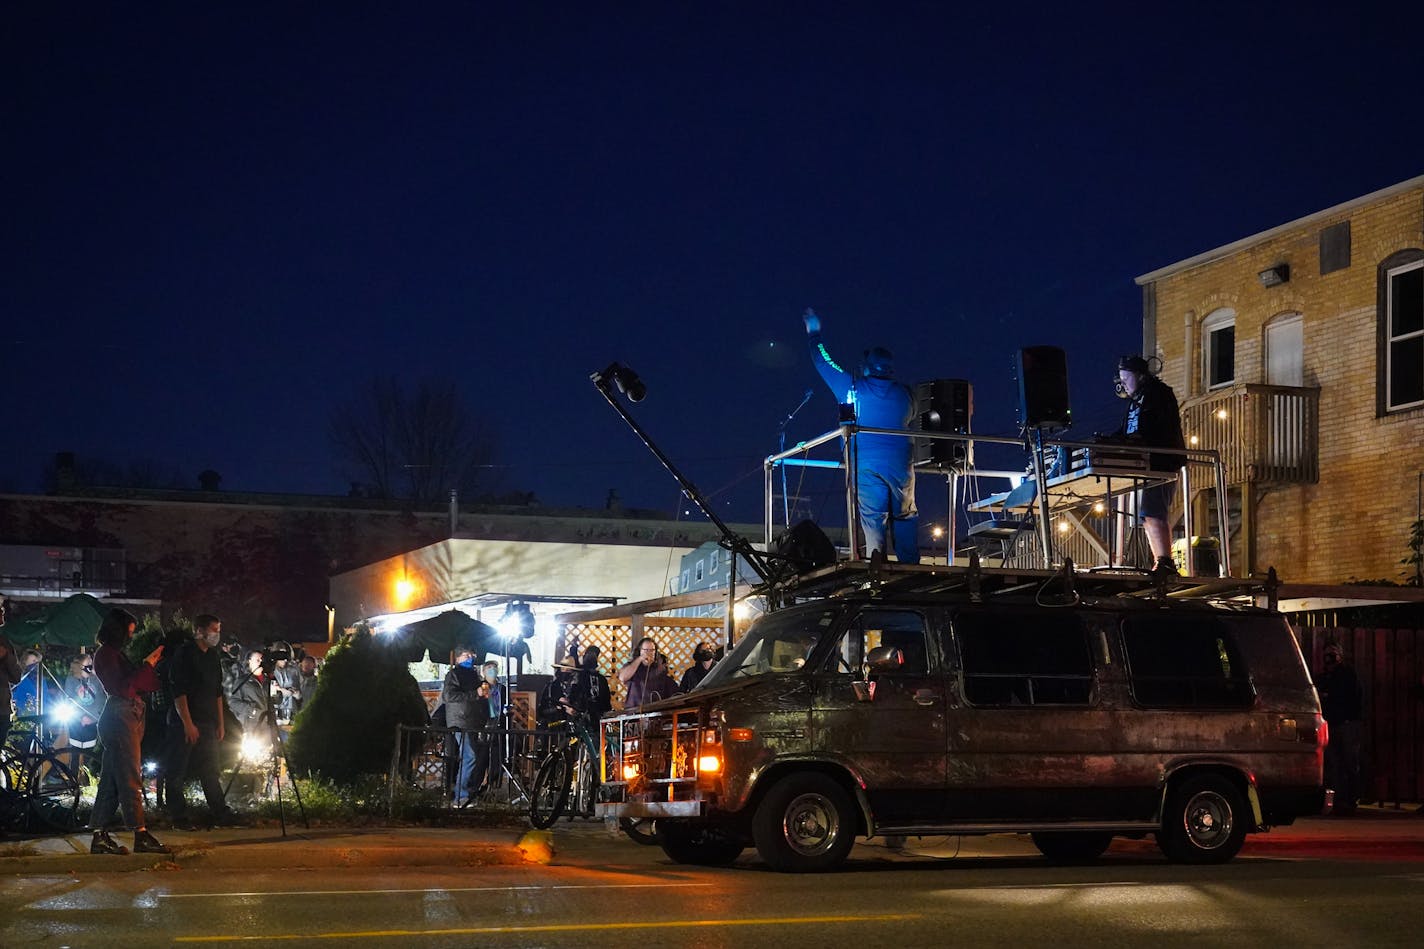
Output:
[454, 731, 489, 801]
[856, 464, 919, 564]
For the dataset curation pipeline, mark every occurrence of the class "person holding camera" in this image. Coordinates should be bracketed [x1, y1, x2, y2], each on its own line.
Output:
[88, 608, 170, 856]
[227, 649, 270, 737]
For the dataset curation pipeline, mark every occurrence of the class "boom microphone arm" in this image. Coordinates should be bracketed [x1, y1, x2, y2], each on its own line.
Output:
[591, 363, 772, 583]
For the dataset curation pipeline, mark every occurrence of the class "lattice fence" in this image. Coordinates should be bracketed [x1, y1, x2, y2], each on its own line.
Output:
[560, 618, 726, 709]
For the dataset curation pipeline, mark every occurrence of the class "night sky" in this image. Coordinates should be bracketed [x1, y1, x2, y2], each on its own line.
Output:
[7, 3, 1424, 535]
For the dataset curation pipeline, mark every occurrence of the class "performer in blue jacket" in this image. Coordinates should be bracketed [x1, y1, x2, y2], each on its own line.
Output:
[803, 308, 920, 564]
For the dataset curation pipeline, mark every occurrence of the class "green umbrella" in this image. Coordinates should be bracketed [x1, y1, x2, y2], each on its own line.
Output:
[1, 593, 109, 647]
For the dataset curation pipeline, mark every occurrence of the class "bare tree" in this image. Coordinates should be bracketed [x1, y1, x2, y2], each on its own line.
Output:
[330, 376, 498, 503]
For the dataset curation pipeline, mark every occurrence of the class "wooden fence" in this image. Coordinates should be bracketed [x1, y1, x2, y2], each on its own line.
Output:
[1297, 625, 1424, 808]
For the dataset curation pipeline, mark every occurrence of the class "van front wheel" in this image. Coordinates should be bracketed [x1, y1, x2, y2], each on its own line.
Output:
[1156, 774, 1248, 864]
[753, 773, 856, 872]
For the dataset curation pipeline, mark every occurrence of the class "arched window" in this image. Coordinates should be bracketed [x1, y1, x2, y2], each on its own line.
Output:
[1380, 251, 1424, 413]
[1201, 308, 1236, 390]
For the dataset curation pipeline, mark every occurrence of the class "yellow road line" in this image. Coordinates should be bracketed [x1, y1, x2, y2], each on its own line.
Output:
[174, 913, 919, 943]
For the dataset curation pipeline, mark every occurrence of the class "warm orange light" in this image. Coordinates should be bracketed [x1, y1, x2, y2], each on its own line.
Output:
[931, 525, 944, 539]
[697, 753, 722, 774]
[1189, 434, 1200, 446]
[728, 728, 754, 742]
[1216, 408, 1228, 420]
[1056, 519, 1069, 534]
[1092, 501, 1105, 515]
[622, 763, 640, 780]
[394, 578, 415, 601]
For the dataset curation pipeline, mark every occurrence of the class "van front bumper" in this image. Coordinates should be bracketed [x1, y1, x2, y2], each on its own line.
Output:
[596, 800, 706, 819]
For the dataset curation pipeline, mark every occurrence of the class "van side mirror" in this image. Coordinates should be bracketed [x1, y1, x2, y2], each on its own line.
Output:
[851, 646, 905, 702]
[865, 645, 904, 675]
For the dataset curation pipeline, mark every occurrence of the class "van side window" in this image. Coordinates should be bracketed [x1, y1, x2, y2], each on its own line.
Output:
[1120, 614, 1254, 708]
[954, 611, 1094, 706]
[831, 609, 929, 676]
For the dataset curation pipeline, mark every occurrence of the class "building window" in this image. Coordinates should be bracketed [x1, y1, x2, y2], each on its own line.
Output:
[1202, 308, 1236, 390]
[1320, 220, 1351, 275]
[1385, 258, 1424, 412]
[695, 560, 705, 583]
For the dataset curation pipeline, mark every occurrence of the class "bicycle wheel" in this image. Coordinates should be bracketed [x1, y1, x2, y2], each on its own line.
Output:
[26, 752, 84, 833]
[571, 742, 598, 819]
[528, 749, 572, 829]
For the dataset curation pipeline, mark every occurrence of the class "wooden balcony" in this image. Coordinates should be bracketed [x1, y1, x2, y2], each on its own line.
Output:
[1180, 384, 1319, 486]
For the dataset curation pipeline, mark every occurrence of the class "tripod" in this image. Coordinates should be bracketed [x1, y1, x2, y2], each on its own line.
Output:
[496, 639, 530, 805]
[222, 665, 308, 835]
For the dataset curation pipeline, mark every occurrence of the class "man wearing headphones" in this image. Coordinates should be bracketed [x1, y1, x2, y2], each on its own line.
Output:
[1112, 355, 1186, 574]
[803, 308, 919, 564]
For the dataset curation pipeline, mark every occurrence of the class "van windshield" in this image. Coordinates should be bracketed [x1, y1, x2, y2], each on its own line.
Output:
[698, 607, 839, 688]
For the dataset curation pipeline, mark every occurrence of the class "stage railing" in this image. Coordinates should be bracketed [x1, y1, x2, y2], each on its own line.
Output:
[765, 427, 1231, 575]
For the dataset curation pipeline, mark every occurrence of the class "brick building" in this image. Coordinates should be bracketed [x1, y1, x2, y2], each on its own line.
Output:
[1134, 174, 1424, 583]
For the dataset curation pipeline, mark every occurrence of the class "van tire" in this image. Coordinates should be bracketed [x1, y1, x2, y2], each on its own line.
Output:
[1030, 831, 1113, 864]
[1156, 774, 1248, 864]
[658, 822, 744, 866]
[753, 773, 856, 872]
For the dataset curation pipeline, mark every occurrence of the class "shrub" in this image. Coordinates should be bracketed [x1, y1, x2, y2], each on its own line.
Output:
[286, 627, 428, 784]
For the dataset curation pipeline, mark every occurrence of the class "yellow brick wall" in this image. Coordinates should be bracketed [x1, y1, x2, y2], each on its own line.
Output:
[1147, 188, 1424, 583]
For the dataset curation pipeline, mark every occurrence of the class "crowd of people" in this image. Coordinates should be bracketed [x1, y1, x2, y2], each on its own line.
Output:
[1, 606, 324, 855]
[435, 635, 722, 806]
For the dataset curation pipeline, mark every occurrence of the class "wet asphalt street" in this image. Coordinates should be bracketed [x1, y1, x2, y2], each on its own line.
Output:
[5, 819, 1424, 948]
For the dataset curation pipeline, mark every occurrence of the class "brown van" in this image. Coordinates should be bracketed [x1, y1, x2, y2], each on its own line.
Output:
[597, 565, 1325, 872]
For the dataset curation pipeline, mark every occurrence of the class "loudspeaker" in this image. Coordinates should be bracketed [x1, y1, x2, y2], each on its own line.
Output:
[914, 378, 973, 469]
[775, 520, 837, 572]
[1017, 346, 1071, 431]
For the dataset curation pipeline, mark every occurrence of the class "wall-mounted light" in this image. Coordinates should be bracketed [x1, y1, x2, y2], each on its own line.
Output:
[1258, 264, 1290, 287]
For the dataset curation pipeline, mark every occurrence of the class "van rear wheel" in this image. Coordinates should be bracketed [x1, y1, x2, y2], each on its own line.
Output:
[1030, 831, 1113, 864]
[1156, 774, 1248, 864]
[753, 773, 856, 872]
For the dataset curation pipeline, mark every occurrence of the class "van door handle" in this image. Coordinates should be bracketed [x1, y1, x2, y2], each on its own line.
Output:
[914, 689, 937, 706]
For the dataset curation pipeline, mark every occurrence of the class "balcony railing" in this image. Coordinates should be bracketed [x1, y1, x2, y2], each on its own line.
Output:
[1180, 384, 1319, 486]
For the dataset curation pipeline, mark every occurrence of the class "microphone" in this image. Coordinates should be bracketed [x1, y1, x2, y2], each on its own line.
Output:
[779, 388, 815, 430]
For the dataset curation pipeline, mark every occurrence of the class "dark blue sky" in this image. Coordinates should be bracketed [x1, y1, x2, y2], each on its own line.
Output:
[6, 3, 1423, 533]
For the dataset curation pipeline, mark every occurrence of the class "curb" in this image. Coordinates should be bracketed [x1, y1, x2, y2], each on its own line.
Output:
[0, 829, 531, 876]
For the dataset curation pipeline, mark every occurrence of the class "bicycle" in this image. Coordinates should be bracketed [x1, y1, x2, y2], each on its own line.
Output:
[2, 721, 86, 832]
[528, 712, 599, 829]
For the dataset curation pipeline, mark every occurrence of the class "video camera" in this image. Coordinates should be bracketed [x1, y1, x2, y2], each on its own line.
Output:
[260, 640, 293, 673]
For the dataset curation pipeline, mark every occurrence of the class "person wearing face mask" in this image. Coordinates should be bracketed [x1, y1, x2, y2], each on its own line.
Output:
[442, 647, 486, 806]
[62, 654, 106, 751]
[1109, 355, 1186, 574]
[679, 641, 719, 693]
[164, 614, 241, 829]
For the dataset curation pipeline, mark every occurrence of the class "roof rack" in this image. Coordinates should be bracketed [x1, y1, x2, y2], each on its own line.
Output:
[771, 557, 1280, 608]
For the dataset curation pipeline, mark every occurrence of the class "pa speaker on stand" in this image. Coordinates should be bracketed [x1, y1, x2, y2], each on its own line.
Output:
[914, 378, 973, 470]
[1016, 346, 1071, 432]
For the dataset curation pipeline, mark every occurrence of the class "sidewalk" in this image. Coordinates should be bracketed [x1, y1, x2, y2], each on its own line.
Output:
[0, 823, 543, 876]
[2, 806, 1421, 875]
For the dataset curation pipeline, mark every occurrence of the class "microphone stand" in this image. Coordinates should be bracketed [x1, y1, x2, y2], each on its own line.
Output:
[777, 389, 815, 529]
